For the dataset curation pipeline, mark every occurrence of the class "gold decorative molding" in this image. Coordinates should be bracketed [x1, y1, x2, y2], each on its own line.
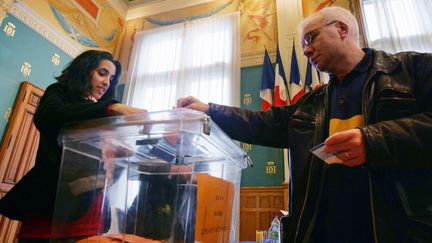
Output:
[242, 93, 252, 105]
[51, 53, 61, 66]
[2, 21, 15, 37]
[242, 143, 252, 152]
[265, 161, 277, 174]
[20, 61, 31, 76]
[3, 107, 11, 122]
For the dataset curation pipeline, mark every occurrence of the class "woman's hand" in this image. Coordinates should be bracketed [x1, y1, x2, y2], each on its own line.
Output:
[109, 103, 147, 116]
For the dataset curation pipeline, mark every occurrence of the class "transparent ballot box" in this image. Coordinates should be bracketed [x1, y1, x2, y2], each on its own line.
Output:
[52, 109, 248, 243]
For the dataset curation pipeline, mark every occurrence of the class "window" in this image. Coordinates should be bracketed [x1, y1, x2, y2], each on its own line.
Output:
[360, 0, 432, 53]
[124, 12, 240, 111]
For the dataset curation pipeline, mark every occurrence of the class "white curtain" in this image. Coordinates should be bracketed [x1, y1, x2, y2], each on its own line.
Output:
[124, 12, 241, 111]
[360, 0, 432, 53]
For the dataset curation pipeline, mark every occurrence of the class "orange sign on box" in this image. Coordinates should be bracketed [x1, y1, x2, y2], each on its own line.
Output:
[195, 174, 235, 243]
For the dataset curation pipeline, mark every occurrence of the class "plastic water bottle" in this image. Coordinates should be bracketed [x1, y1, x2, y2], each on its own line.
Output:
[267, 215, 281, 243]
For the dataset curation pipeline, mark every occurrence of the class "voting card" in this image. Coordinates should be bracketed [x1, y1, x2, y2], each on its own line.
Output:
[309, 142, 342, 164]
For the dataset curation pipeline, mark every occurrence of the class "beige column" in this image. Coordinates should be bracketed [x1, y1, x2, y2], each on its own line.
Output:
[276, 0, 308, 185]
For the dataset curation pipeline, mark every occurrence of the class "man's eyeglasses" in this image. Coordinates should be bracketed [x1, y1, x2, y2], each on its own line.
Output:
[301, 20, 338, 49]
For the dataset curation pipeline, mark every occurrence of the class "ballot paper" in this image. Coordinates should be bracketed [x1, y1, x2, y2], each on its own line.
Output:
[309, 142, 342, 164]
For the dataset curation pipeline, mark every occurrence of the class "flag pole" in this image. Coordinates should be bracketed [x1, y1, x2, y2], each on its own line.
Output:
[304, 61, 310, 94]
[318, 70, 323, 86]
[286, 77, 292, 105]
[285, 43, 292, 105]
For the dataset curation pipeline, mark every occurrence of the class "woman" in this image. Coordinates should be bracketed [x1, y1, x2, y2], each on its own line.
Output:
[0, 50, 145, 242]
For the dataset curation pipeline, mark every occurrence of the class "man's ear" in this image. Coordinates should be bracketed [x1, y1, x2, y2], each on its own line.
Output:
[337, 21, 349, 39]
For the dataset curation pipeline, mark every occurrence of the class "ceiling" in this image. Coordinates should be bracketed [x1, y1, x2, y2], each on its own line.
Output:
[111, 0, 214, 20]
[121, 0, 164, 8]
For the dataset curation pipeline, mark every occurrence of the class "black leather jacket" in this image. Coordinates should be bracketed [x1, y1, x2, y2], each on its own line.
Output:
[208, 49, 432, 243]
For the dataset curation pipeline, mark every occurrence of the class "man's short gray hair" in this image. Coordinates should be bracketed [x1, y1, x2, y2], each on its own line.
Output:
[299, 6, 360, 45]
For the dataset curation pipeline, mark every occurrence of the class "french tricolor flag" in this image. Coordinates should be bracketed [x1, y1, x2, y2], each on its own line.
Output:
[260, 49, 275, 111]
[305, 60, 321, 91]
[274, 46, 289, 107]
[289, 41, 304, 104]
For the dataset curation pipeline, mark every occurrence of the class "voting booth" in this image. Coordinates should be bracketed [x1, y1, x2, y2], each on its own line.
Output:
[51, 109, 248, 243]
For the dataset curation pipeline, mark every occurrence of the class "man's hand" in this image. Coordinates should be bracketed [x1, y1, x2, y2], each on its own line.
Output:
[324, 128, 366, 167]
[176, 96, 209, 114]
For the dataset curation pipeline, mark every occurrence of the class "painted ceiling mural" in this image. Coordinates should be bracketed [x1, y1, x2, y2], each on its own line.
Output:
[239, 0, 277, 52]
[142, 0, 278, 51]
[23, 0, 124, 53]
[302, 0, 354, 17]
[145, 0, 235, 26]
[141, 0, 238, 29]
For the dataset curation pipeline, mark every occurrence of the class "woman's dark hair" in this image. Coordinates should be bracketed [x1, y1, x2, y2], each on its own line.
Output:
[56, 50, 121, 101]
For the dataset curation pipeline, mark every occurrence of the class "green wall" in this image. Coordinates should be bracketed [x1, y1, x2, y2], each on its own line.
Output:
[0, 14, 72, 141]
[239, 65, 285, 186]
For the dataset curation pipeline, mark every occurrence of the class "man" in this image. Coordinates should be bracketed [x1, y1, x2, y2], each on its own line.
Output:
[177, 6, 432, 243]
